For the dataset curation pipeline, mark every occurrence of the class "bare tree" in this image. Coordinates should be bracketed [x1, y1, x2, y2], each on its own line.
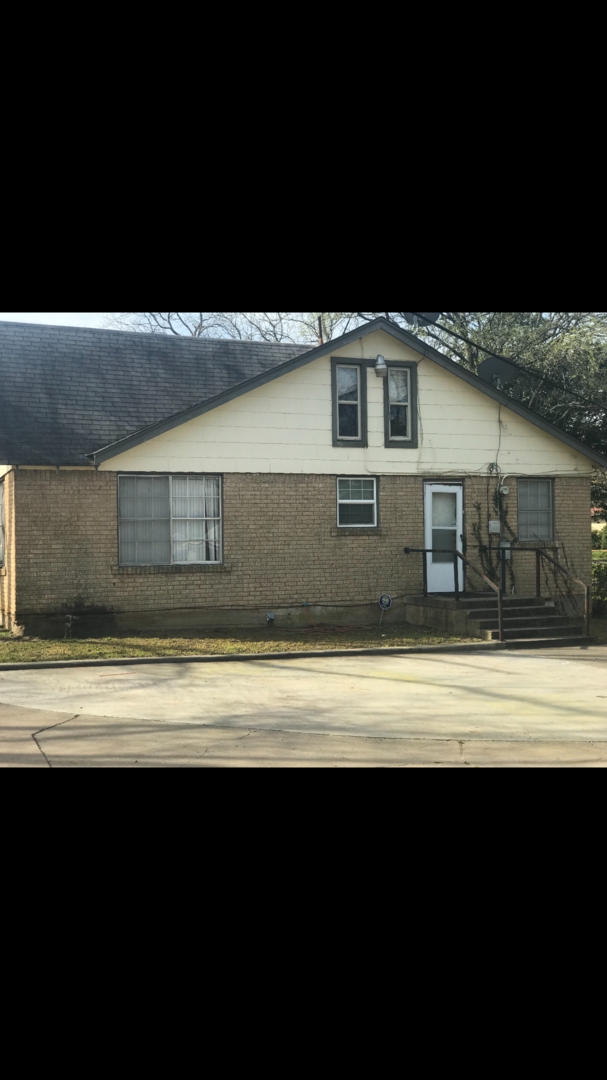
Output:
[103, 312, 242, 338]
[103, 312, 362, 344]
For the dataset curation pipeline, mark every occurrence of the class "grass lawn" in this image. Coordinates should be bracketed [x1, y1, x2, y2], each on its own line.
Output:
[592, 551, 607, 560]
[0, 622, 482, 663]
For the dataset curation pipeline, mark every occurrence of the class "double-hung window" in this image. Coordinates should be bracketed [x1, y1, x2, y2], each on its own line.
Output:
[332, 359, 367, 447]
[384, 362, 418, 447]
[388, 369, 410, 438]
[118, 475, 222, 565]
[337, 365, 360, 438]
[517, 479, 553, 541]
[337, 477, 377, 527]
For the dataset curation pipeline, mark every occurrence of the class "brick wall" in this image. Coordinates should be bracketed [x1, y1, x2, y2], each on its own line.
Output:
[0, 472, 16, 628]
[463, 473, 591, 602]
[8, 469, 592, 634]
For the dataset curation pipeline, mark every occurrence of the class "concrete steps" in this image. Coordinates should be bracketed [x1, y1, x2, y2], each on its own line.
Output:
[403, 594, 588, 646]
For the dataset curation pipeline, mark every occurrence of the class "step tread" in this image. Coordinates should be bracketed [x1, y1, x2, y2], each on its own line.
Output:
[483, 627, 585, 640]
[466, 606, 559, 618]
[476, 619, 579, 630]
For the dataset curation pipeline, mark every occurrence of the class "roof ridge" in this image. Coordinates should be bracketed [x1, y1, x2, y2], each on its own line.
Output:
[0, 320, 314, 347]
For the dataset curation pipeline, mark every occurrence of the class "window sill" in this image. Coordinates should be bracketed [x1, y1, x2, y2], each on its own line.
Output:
[332, 441, 368, 449]
[516, 540, 558, 549]
[331, 527, 383, 538]
[111, 563, 233, 575]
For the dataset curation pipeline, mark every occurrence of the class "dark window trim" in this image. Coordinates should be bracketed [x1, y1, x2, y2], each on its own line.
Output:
[331, 358, 368, 448]
[336, 475, 379, 529]
[117, 472, 224, 567]
[516, 477, 554, 542]
[383, 361, 418, 449]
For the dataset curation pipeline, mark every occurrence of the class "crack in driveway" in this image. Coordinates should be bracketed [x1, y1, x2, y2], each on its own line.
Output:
[31, 714, 80, 768]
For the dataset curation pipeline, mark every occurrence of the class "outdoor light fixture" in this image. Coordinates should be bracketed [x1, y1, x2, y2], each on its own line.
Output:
[375, 355, 388, 378]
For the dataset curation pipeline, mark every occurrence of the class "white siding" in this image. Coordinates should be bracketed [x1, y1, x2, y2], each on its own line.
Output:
[100, 329, 594, 476]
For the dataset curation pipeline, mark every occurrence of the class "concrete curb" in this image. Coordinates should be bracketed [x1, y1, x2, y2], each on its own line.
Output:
[0, 636, 595, 671]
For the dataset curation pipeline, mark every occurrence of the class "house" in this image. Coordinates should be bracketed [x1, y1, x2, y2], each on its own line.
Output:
[592, 507, 606, 531]
[1, 317, 605, 638]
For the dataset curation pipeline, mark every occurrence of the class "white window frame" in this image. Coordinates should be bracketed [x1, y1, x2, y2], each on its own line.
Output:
[336, 364, 361, 441]
[336, 477, 377, 528]
[388, 367, 411, 440]
[517, 478, 553, 541]
[118, 474, 222, 566]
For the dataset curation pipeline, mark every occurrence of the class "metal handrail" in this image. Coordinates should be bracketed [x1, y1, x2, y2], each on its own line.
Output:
[487, 546, 591, 637]
[403, 547, 504, 641]
[405, 544, 591, 641]
[537, 549, 591, 638]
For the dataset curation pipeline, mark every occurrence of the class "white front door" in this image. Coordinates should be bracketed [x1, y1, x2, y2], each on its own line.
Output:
[424, 484, 464, 593]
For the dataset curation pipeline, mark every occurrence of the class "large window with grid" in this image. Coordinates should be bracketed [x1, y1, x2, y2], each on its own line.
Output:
[118, 475, 222, 565]
[517, 479, 553, 541]
[337, 477, 377, 527]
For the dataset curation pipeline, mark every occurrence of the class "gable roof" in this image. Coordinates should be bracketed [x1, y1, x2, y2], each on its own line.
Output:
[89, 316, 607, 470]
[0, 321, 311, 466]
[1, 317, 606, 470]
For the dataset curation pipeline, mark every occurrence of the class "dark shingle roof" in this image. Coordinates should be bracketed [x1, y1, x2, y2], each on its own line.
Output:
[0, 322, 312, 465]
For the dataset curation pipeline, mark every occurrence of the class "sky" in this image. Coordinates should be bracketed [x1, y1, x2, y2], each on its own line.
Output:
[0, 313, 108, 328]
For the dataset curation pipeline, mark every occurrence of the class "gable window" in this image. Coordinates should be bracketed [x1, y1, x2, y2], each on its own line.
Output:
[331, 359, 367, 447]
[388, 369, 410, 438]
[118, 475, 222, 565]
[384, 362, 418, 448]
[517, 479, 553, 541]
[337, 477, 377, 527]
[337, 365, 360, 439]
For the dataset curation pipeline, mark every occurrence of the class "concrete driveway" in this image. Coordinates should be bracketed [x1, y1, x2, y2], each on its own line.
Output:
[1, 644, 606, 766]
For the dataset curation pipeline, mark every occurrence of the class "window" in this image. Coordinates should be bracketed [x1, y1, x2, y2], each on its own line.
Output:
[517, 479, 553, 541]
[331, 359, 367, 447]
[337, 365, 360, 438]
[388, 368, 410, 438]
[0, 483, 5, 567]
[384, 363, 418, 447]
[337, 477, 377, 527]
[118, 475, 222, 565]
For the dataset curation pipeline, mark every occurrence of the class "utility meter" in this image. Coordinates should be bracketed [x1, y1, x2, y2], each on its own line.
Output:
[498, 537, 512, 561]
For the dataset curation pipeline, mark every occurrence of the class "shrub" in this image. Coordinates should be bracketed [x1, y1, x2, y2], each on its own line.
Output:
[592, 528, 605, 550]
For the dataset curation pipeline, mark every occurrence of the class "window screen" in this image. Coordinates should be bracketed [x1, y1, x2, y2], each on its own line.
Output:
[517, 480, 553, 541]
[118, 475, 222, 565]
[337, 477, 377, 527]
